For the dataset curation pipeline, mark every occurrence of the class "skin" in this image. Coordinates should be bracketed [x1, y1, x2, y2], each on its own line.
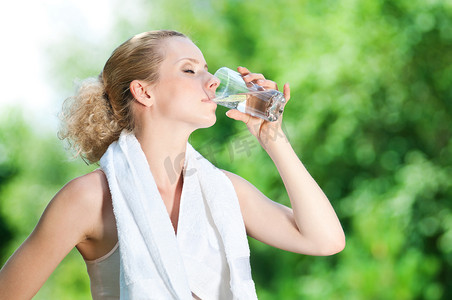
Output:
[0, 36, 345, 299]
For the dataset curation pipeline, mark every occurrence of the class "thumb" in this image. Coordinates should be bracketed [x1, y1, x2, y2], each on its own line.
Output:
[225, 109, 251, 123]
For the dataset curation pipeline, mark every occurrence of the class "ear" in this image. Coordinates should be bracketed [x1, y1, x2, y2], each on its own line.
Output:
[130, 80, 153, 107]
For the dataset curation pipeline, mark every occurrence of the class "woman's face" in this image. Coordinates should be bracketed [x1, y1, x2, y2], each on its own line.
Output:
[148, 37, 219, 129]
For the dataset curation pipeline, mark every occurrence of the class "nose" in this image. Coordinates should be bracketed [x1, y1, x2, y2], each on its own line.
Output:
[207, 73, 220, 91]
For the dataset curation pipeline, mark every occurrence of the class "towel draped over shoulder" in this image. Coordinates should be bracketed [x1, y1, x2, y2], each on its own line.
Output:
[99, 131, 257, 300]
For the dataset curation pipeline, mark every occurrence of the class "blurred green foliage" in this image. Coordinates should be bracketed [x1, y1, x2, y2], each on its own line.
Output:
[0, 109, 96, 299]
[1, 0, 451, 299]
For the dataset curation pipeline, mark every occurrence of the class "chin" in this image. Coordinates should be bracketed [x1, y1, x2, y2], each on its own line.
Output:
[199, 114, 217, 129]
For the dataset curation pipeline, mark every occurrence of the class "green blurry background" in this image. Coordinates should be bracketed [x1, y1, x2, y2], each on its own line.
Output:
[1, 0, 451, 299]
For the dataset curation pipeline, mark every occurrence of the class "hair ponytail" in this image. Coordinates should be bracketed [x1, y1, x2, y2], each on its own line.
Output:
[58, 76, 123, 163]
[58, 30, 187, 164]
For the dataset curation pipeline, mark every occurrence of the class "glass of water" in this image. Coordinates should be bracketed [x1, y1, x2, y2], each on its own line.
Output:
[213, 67, 286, 122]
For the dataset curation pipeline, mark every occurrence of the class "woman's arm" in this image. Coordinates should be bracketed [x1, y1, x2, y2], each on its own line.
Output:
[223, 135, 345, 256]
[0, 172, 104, 299]
[224, 67, 345, 256]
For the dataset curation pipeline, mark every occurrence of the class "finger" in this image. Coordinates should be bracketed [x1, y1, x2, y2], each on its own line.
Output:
[283, 83, 291, 102]
[242, 73, 266, 83]
[237, 67, 266, 82]
[238, 67, 277, 90]
[225, 109, 251, 124]
[237, 66, 250, 76]
[257, 79, 278, 90]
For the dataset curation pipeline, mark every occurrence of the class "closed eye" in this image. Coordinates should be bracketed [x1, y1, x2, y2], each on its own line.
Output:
[183, 69, 195, 74]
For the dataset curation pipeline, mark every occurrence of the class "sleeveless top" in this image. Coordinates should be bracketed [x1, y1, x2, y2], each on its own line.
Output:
[84, 242, 120, 299]
[84, 244, 204, 299]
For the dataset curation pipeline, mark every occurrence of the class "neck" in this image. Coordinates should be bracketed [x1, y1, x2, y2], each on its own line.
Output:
[134, 119, 192, 190]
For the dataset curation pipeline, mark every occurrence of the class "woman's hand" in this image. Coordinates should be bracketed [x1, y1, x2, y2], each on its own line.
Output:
[225, 66, 291, 149]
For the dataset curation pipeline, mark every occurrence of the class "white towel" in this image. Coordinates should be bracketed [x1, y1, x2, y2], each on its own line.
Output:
[100, 131, 257, 299]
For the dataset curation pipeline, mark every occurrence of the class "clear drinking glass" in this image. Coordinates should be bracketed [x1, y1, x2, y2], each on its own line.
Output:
[213, 67, 286, 122]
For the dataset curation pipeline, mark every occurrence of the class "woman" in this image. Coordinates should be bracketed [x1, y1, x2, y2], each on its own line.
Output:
[0, 30, 345, 299]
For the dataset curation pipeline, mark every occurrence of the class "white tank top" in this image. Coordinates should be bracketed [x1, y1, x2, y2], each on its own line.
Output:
[84, 242, 120, 300]
[84, 244, 203, 299]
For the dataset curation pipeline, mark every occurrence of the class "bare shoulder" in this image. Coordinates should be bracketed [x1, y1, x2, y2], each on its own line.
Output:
[222, 169, 243, 185]
[221, 169, 267, 215]
[222, 170, 258, 196]
[56, 169, 111, 214]
[46, 169, 111, 240]
[61, 169, 109, 201]
[0, 169, 112, 298]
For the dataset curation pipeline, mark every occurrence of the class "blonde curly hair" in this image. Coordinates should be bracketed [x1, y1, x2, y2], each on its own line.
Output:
[58, 30, 187, 163]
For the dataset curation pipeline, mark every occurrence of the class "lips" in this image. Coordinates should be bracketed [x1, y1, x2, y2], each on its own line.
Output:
[202, 98, 217, 105]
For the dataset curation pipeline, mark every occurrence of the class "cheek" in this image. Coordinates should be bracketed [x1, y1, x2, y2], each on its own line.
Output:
[157, 76, 190, 99]
[163, 79, 198, 104]
[154, 86, 192, 117]
[152, 77, 207, 120]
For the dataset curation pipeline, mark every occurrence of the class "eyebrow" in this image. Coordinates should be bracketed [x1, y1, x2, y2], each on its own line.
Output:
[178, 58, 208, 70]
